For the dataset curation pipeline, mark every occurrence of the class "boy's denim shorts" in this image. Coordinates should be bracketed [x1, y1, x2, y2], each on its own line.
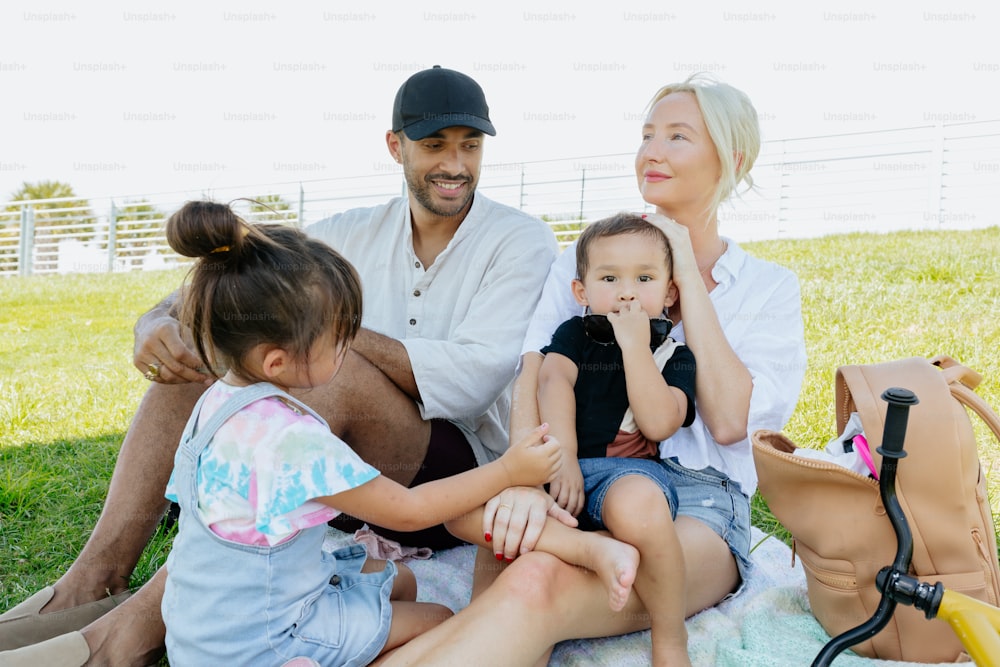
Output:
[577, 455, 753, 585]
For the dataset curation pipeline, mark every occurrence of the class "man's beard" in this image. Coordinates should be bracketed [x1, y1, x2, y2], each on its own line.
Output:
[404, 170, 475, 218]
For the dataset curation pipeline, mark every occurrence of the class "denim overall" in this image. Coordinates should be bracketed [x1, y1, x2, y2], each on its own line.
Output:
[162, 383, 396, 666]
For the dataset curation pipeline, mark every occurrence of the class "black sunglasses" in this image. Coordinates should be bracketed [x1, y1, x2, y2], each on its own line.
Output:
[582, 312, 673, 349]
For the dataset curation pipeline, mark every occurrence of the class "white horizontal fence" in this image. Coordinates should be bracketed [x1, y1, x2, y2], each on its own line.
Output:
[2, 120, 998, 277]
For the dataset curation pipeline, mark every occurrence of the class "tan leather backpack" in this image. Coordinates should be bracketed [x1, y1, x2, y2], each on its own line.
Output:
[753, 355, 1000, 662]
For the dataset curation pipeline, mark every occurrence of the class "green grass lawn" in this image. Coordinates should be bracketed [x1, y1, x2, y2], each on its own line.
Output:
[2, 227, 999, 612]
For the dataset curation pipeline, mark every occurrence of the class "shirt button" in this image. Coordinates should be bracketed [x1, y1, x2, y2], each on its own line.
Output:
[414, 261, 421, 268]
[409, 318, 417, 326]
[329, 574, 341, 586]
[413, 289, 421, 297]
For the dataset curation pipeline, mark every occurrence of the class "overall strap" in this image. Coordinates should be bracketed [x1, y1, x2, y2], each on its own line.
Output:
[185, 383, 329, 458]
[173, 382, 322, 513]
[188, 383, 285, 456]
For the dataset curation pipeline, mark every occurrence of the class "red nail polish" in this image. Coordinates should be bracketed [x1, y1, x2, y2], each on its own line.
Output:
[495, 553, 503, 561]
[504, 557, 514, 563]
[641, 214, 648, 219]
[484, 532, 492, 543]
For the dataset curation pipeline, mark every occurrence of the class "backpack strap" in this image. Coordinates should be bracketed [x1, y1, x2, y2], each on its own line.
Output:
[932, 355, 1000, 444]
[836, 364, 885, 446]
[932, 354, 983, 390]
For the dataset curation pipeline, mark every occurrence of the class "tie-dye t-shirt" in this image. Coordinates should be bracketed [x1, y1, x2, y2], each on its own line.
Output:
[165, 381, 380, 546]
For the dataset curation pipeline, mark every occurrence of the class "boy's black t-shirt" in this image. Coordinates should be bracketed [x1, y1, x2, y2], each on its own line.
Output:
[541, 316, 697, 459]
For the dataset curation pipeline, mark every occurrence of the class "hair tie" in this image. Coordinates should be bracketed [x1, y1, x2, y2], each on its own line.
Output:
[210, 224, 250, 255]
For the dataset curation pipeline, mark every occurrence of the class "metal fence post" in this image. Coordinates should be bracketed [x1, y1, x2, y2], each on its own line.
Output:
[930, 123, 945, 227]
[776, 139, 788, 235]
[108, 201, 118, 273]
[519, 165, 525, 211]
[297, 184, 305, 228]
[18, 206, 35, 277]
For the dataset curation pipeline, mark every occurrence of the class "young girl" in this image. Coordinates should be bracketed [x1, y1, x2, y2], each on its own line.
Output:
[158, 200, 562, 666]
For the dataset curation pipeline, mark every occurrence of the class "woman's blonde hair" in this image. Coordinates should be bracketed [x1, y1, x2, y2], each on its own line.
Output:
[646, 73, 761, 213]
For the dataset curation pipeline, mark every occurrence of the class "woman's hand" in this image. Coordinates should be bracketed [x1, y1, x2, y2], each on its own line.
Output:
[483, 486, 577, 561]
[133, 305, 211, 385]
[642, 213, 700, 288]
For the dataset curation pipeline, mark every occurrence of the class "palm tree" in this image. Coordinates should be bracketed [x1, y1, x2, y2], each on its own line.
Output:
[7, 181, 96, 230]
[248, 193, 298, 225]
[6, 181, 96, 272]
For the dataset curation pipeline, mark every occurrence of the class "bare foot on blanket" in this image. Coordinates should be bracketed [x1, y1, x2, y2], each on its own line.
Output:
[587, 537, 639, 612]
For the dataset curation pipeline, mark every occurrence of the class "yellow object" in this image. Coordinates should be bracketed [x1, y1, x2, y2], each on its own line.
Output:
[937, 589, 1000, 666]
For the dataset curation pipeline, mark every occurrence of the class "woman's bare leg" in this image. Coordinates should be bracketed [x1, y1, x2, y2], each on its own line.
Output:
[389, 516, 738, 666]
[447, 508, 639, 611]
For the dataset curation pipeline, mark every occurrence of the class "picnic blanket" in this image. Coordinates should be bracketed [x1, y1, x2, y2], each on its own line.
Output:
[325, 527, 965, 666]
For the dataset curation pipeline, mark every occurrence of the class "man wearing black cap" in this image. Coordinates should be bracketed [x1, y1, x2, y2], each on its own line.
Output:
[0, 67, 557, 665]
[309, 65, 558, 546]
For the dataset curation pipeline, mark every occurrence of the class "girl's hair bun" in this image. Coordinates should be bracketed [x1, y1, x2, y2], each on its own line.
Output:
[165, 200, 248, 260]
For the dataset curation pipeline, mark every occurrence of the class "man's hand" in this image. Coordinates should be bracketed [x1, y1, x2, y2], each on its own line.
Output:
[482, 486, 577, 562]
[133, 302, 211, 385]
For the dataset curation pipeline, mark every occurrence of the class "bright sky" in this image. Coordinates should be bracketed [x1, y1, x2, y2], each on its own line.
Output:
[1, 0, 996, 201]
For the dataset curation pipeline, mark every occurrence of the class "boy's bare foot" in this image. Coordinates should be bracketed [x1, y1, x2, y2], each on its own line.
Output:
[586, 537, 639, 612]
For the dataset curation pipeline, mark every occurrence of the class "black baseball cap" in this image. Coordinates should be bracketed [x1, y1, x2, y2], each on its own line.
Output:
[392, 65, 496, 140]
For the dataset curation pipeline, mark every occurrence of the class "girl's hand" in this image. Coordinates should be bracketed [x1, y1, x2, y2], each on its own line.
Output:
[607, 300, 651, 351]
[499, 423, 563, 488]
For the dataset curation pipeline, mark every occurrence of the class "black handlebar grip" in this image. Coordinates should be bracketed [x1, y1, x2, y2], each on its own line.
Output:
[878, 387, 919, 458]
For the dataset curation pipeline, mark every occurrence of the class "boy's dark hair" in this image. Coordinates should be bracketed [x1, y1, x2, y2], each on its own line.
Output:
[165, 200, 362, 381]
[575, 212, 673, 278]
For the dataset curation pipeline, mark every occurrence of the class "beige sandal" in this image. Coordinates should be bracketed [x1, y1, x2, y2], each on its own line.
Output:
[0, 631, 90, 667]
[0, 587, 131, 651]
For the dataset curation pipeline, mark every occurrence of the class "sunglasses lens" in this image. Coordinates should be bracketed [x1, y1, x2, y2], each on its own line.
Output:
[582, 314, 616, 345]
[650, 318, 673, 348]
[584, 315, 673, 348]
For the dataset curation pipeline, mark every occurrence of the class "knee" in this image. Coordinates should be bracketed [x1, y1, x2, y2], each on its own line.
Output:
[493, 552, 568, 612]
[603, 477, 673, 535]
